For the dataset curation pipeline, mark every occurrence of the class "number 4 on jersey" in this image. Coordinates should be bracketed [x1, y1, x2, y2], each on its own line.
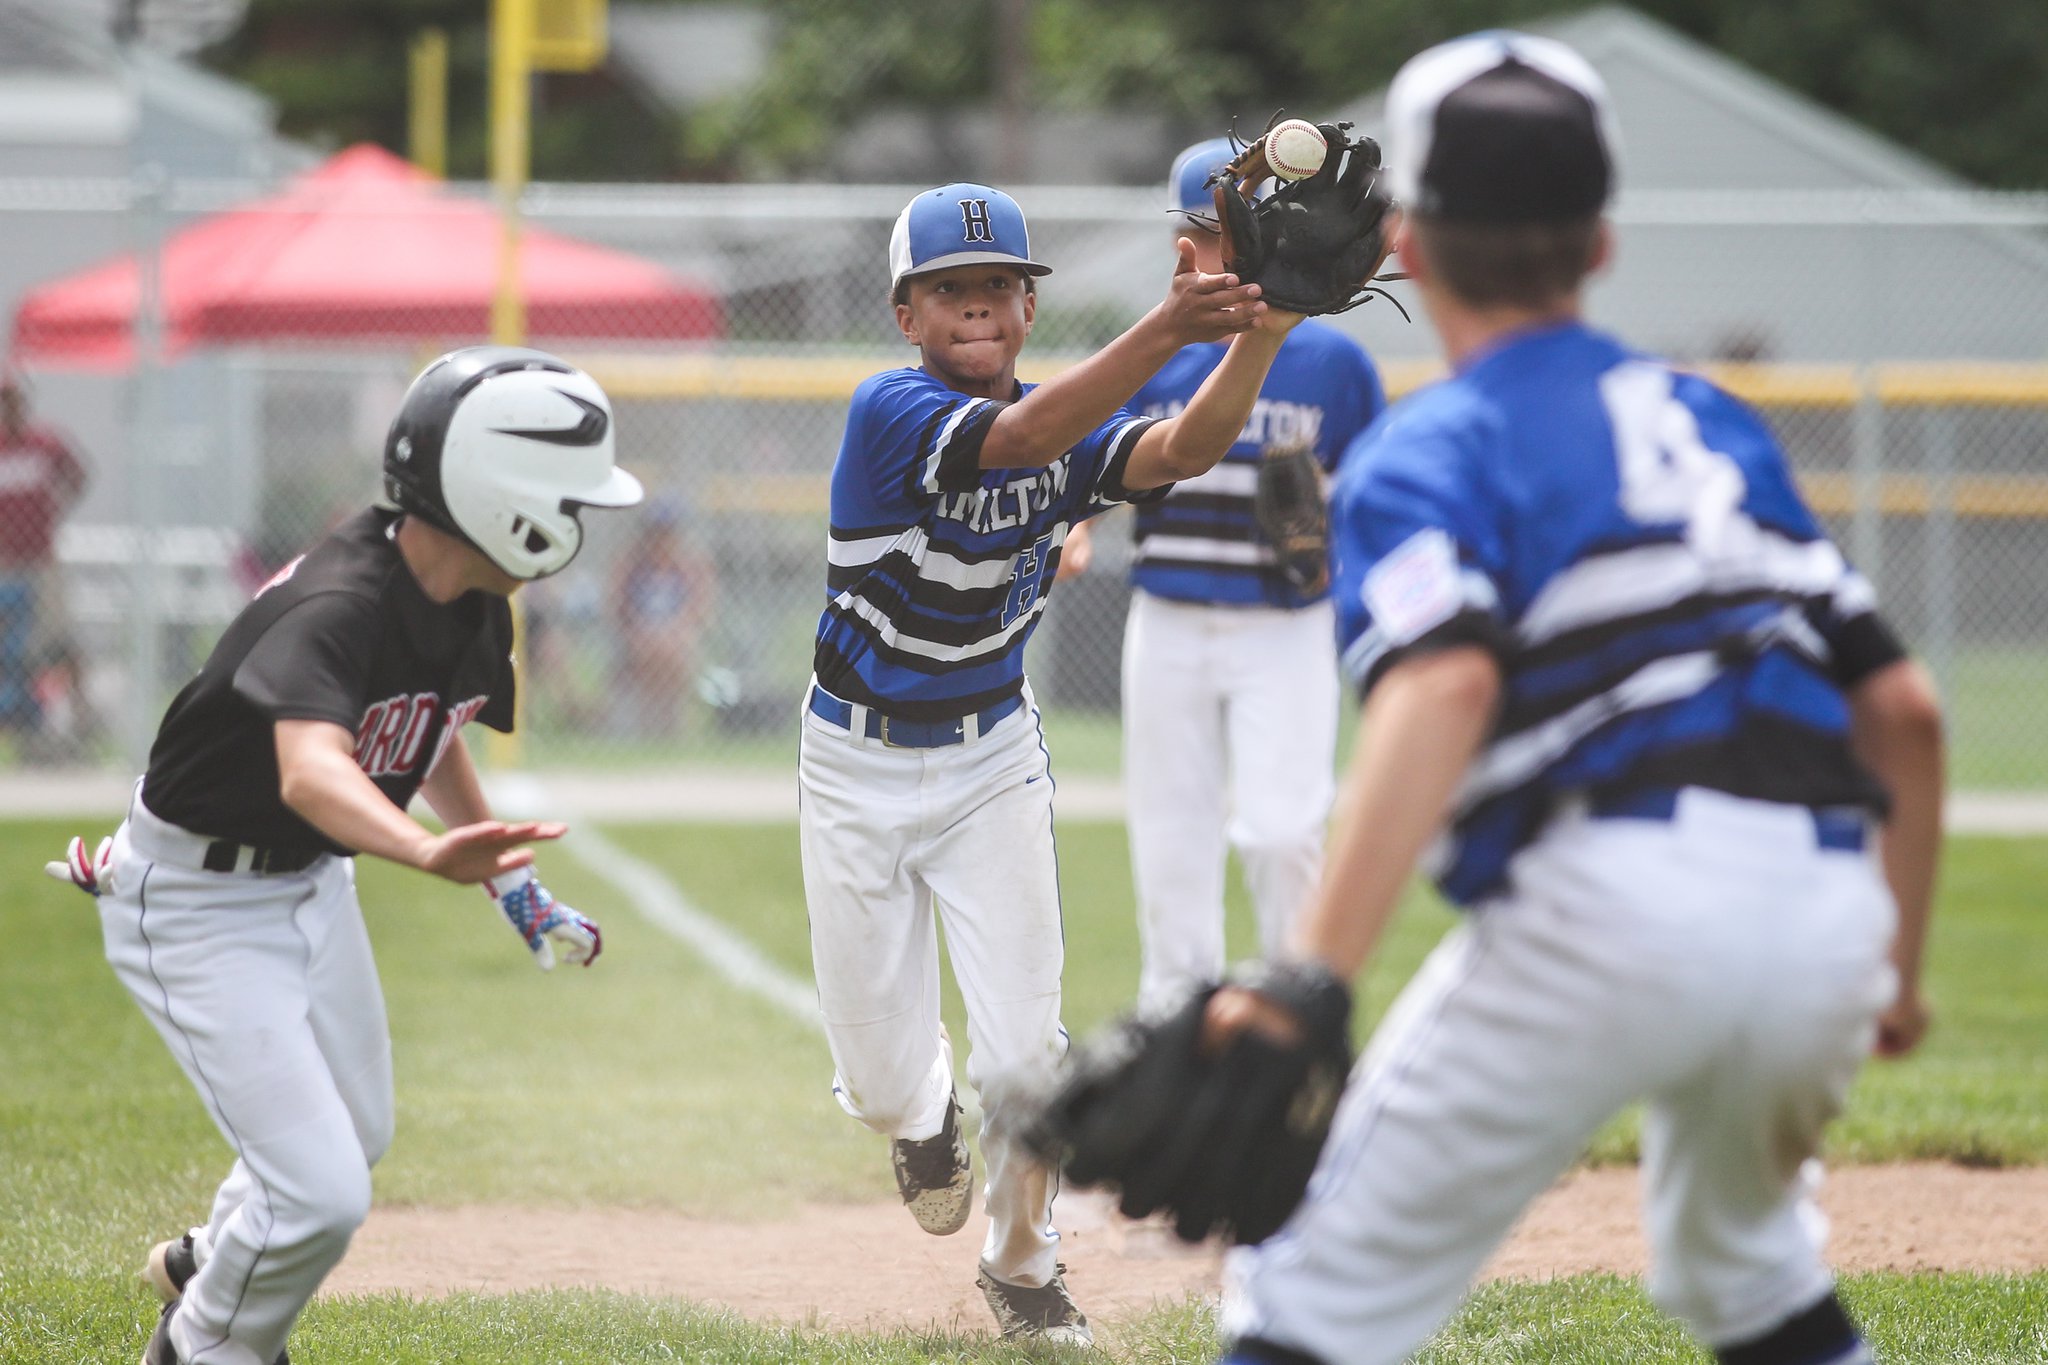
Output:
[1601, 361, 1748, 555]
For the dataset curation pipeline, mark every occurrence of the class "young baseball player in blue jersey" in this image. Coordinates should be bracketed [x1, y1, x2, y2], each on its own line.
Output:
[1207, 34, 1944, 1365]
[801, 182, 1299, 1342]
[1068, 138, 1388, 1011]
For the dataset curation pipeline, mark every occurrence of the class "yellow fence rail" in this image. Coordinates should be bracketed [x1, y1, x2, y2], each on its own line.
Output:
[577, 355, 2048, 520]
[688, 470, 2048, 520]
[581, 355, 2048, 407]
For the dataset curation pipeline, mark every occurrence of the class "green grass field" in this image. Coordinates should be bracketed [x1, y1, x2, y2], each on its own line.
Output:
[4, 816, 2046, 1362]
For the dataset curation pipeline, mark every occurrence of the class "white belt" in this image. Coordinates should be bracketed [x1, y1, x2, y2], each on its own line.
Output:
[125, 781, 332, 876]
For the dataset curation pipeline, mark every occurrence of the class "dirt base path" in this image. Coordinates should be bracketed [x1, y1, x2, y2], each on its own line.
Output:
[323, 1164, 2048, 1335]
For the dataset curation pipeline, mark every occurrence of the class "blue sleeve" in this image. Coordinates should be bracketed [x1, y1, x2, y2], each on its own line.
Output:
[1130, 344, 1211, 421]
[1071, 411, 1165, 521]
[1683, 376, 1906, 685]
[1320, 338, 1387, 474]
[1329, 407, 1511, 696]
[1130, 372, 1168, 419]
[1681, 376, 1825, 542]
[839, 371, 1009, 522]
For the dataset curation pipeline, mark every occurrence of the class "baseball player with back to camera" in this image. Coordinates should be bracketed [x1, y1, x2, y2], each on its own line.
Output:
[47, 347, 641, 1365]
[1064, 135, 1389, 1011]
[1201, 35, 1944, 1365]
[800, 179, 1320, 1342]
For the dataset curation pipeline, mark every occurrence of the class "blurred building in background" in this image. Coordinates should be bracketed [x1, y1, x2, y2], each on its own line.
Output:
[0, 2, 2042, 790]
[1333, 6, 2048, 366]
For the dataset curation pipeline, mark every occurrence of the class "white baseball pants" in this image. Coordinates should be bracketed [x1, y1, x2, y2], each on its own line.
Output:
[1123, 591, 1340, 1009]
[798, 685, 1072, 1288]
[1224, 788, 1897, 1363]
[98, 791, 392, 1365]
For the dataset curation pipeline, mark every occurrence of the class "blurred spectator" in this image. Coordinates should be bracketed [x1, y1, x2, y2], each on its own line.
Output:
[612, 495, 716, 740]
[0, 374, 88, 757]
[516, 573, 599, 734]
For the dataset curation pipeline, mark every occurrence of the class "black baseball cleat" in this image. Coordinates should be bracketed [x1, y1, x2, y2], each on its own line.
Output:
[140, 1283, 291, 1365]
[890, 1092, 973, 1235]
[143, 1233, 198, 1302]
[976, 1261, 1093, 1346]
[141, 1302, 181, 1365]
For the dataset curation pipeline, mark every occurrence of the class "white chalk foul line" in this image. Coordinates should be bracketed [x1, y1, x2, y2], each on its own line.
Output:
[551, 815, 824, 1034]
[536, 797, 988, 1131]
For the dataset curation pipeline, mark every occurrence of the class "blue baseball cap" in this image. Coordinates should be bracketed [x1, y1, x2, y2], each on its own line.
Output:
[889, 183, 1052, 292]
[1168, 136, 1272, 228]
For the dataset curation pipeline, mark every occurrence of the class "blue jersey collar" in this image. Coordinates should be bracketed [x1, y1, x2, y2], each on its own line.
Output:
[1454, 316, 1592, 375]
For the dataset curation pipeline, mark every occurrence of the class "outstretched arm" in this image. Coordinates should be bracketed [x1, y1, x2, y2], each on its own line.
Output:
[1847, 658, 1945, 1057]
[1293, 647, 1499, 977]
[1118, 319, 1297, 491]
[274, 719, 562, 885]
[419, 728, 493, 827]
[419, 729, 602, 969]
[978, 239, 1279, 470]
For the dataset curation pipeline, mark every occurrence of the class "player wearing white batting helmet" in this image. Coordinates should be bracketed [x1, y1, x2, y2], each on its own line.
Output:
[55, 346, 641, 1365]
[1208, 31, 1943, 1365]
[383, 345, 643, 580]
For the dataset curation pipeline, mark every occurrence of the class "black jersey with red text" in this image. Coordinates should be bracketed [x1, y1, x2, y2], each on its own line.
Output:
[141, 507, 516, 856]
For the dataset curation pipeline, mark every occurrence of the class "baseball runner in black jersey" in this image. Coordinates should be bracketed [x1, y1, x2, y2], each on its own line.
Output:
[47, 347, 643, 1365]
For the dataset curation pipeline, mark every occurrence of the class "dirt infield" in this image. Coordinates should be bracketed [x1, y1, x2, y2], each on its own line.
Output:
[324, 1164, 2048, 1334]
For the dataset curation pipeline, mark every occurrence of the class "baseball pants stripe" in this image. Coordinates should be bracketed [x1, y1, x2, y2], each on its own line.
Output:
[100, 822, 392, 1365]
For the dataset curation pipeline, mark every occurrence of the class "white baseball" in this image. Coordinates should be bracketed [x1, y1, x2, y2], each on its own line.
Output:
[1265, 119, 1328, 181]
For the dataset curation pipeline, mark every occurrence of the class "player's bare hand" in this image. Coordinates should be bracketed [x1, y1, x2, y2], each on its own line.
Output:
[1874, 989, 1932, 1058]
[1056, 522, 1094, 581]
[1200, 984, 1304, 1054]
[1157, 236, 1267, 343]
[416, 819, 568, 885]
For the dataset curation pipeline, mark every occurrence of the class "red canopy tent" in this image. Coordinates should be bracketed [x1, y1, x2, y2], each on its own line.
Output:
[9, 144, 723, 369]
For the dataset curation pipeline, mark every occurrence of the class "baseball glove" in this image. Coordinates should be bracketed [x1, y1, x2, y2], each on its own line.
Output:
[1211, 118, 1403, 317]
[1254, 438, 1329, 593]
[1021, 959, 1353, 1247]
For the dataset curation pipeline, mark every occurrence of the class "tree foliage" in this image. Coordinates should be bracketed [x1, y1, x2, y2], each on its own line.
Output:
[203, 0, 2048, 188]
[204, 0, 681, 180]
[1652, 0, 2048, 188]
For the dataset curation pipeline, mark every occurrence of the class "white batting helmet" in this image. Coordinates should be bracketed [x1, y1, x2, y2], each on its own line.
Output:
[383, 347, 644, 580]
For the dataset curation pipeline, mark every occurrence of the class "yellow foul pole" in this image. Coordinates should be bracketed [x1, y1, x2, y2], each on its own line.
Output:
[489, 0, 533, 766]
[408, 28, 448, 178]
[485, 0, 608, 766]
[490, 0, 532, 348]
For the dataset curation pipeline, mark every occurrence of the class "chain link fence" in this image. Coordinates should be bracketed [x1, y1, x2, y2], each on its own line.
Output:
[2, 174, 2045, 786]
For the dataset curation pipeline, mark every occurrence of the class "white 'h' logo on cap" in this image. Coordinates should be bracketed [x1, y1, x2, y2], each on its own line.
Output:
[959, 199, 994, 243]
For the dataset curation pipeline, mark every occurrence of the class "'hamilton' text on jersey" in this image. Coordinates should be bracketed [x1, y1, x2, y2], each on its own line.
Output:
[934, 461, 1070, 532]
[1129, 321, 1386, 609]
[814, 366, 1164, 722]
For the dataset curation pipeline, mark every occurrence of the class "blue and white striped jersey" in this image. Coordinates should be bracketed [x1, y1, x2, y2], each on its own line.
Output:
[1130, 320, 1385, 608]
[1330, 321, 1900, 906]
[815, 366, 1163, 720]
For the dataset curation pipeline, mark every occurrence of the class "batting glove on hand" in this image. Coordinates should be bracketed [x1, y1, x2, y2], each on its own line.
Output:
[485, 865, 601, 970]
[44, 835, 114, 896]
